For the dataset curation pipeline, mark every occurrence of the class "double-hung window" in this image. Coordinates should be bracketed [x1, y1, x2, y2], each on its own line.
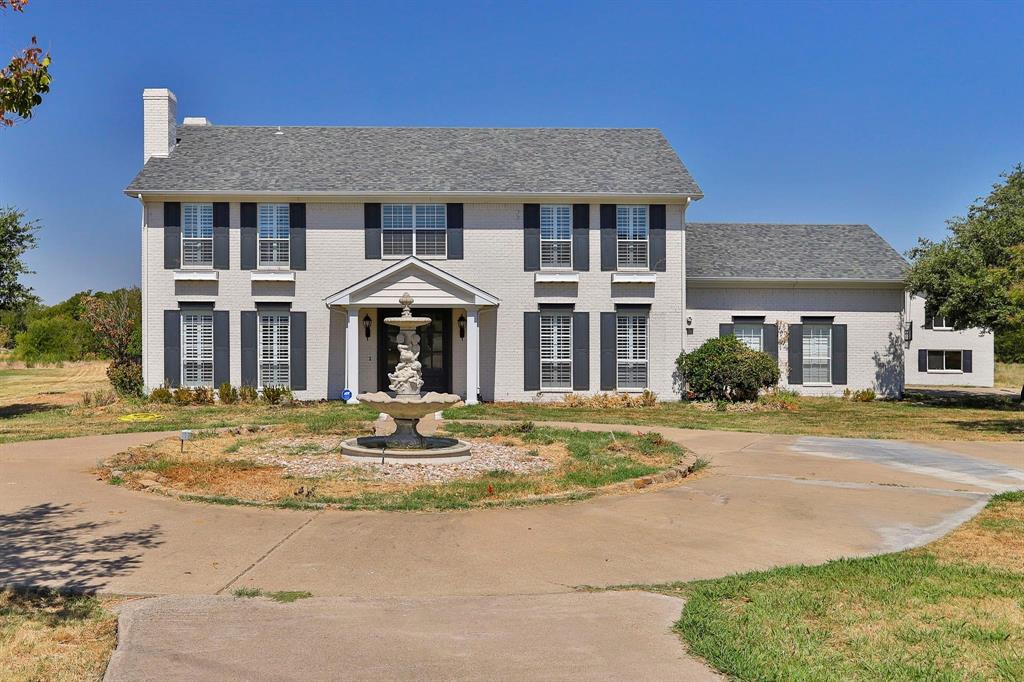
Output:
[931, 316, 952, 330]
[540, 205, 572, 269]
[927, 350, 963, 372]
[382, 204, 446, 257]
[616, 205, 649, 269]
[734, 323, 764, 352]
[182, 203, 214, 267]
[616, 312, 649, 390]
[181, 311, 214, 387]
[258, 204, 290, 267]
[259, 312, 290, 387]
[539, 311, 572, 389]
[802, 324, 832, 384]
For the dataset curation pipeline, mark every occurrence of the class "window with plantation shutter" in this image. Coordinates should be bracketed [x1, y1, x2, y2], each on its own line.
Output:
[540, 205, 572, 269]
[258, 204, 290, 267]
[616, 205, 649, 269]
[382, 204, 446, 257]
[182, 203, 214, 267]
[540, 312, 572, 389]
[616, 312, 648, 389]
[181, 311, 214, 386]
[802, 324, 832, 384]
[259, 313, 290, 387]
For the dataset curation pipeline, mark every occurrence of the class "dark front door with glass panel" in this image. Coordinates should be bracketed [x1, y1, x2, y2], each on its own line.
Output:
[377, 308, 452, 394]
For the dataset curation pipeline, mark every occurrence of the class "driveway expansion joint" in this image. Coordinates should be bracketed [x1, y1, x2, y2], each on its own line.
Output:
[215, 512, 322, 595]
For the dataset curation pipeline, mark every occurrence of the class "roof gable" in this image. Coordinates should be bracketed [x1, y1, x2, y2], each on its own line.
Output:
[324, 257, 500, 307]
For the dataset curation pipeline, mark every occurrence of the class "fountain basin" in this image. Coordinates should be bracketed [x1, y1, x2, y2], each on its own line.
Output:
[341, 435, 471, 465]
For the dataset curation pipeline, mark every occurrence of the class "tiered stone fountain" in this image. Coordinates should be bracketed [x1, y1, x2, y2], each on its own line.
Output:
[340, 293, 472, 464]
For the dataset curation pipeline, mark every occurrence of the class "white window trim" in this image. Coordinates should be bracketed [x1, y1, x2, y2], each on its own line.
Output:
[181, 203, 214, 270]
[539, 311, 573, 392]
[381, 204, 447, 259]
[540, 204, 573, 271]
[180, 310, 214, 388]
[616, 205, 650, 271]
[733, 322, 764, 353]
[257, 203, 291, 270]
[931, 317, 954, 331]
[926, 349, 964, 373]
[616, 312, 649, 392]
[802, 324, 832, 387]
[257, 312, 291, 389]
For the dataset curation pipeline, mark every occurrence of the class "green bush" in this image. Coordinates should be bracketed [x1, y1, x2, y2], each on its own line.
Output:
[261, 386, 292, 405]
[219, 382, 239, 404]
[107, 360, 143, 398]
[14, 316, 86, 363]
[172, 387, 194, 405]
[853, 388, 876, 402]
[149, 386, 173, 403]
[239, 385, 259, 403]
[676, 336, 780, 401]
[995, 328, 1024, 364]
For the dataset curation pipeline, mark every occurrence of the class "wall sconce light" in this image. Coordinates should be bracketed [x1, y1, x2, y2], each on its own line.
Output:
[363, 313, 372, 339]
[458, 313, 466, 339]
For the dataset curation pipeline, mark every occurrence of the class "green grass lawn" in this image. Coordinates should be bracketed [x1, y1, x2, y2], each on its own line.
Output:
[996, 362, 1024, 390]
[446, 394, 1023, 441]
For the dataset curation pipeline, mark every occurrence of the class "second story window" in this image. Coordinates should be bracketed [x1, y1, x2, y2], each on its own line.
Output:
[382, 204, 446, 258]
[258, 204, 290, 268]
[540, 205, 572, 269]
[182, 203, 213, 267]
[616, 205, 648, 269]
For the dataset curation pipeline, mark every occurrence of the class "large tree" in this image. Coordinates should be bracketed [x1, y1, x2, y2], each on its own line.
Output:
[0, 0, 51, 126]
[0, 206, 39, 311]
[907, 165, 1024, 398]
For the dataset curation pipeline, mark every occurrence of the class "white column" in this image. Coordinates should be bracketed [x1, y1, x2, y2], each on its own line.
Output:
[465, 307, 480, 405]
[345, 307, 360, 404]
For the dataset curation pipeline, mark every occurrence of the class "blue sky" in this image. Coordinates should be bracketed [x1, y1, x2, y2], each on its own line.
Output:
[3, 0, 1022, 303]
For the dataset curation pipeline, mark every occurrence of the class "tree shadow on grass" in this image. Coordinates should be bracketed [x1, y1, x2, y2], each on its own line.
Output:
[945, 418, 1024, 437]
[0, 402, 64, 418]
[0, 503, 162, 593]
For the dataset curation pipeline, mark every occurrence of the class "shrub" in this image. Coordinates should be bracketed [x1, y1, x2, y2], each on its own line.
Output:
[172, 387, 194, 405]
[239, 385, 259, 403]
[80, 389, 116, 407]
[758, 387, 800, 411]
[107, 360, 143, 397]
[149, 386, 173, 403]
[192, 387, 215, 405]
[676, 336, 780, 401]
[13, 316, 86, 363]
[853, 388, 876, 402]
[561, 390, 658, 409]
[995, 327, 1024, 364]
[261, 386, 293, 405]
[219, 382, 239, 404]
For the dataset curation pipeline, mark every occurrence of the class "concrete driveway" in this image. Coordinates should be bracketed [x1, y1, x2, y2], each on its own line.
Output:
[1, 425, 1020, 680]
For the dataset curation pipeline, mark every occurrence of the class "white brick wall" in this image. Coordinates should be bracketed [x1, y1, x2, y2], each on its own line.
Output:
[142, 89, 176, 163]
[905, 294, 994, 387]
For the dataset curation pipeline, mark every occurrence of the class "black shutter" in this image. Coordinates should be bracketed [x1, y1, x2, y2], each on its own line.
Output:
[524, 312, 540, 390]
[918, 349, 928, 372]
[364, 203, 381, 259]
[788, 324, 803, 385]
[600, 204, 617, 271]
[572, 204, 590, 271]
[764, 324, 779, 360]
[213, 202, 230, 270]
[963, 350, 973, 373]
[923, 317, 933, 330]
[163, 309, 180, 387]
[240, 202, 257, 270]
[447, 203, 464, 260]
[572, 312, 589, 390]
[163, 202, 181, 269]
[719, 323, 734, 338]
[290, 311, 307, 390]
[600, 312, 617, 390]
[241, 310, 258, 387]
[832, 324, 847, 385]
[213, 310, 230, 386]
[523, 204, 540, 271]
[290, 203, 306, 270]
[649, 204, 667, 272]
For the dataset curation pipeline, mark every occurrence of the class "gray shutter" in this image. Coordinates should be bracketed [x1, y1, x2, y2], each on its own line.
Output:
[163, 309, 180, 387]
[963, 350, 973, 373]
[918, 349, 928, 372]
[788, 324, 803, 384]
[764, 323, 779, 360]
[290, 311, 307, 390]
[649, 204, 666, 272]
[241, 310, 258, 387]
[572, 312, 589, 391]
[572, 204, 589, 271]
[600, 204, 617, 271]
[719, 323, 734, 338]
[213, 202, 230, 270]
[600, 312, 616, 390]
[524, 312, 540, 390]
[289, 203, 306, 270]
[240, 203, 257, 270]
[213, 310, 230, 386]
[364, 203, 381, 259]
[163, 202, 181, 269]
[832, 324, 847, 385]
[447, 203, 464, 260]
[523, 204, 540, 271]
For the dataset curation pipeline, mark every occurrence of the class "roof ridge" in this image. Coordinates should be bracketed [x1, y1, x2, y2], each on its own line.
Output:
[178, 125, 666, 131]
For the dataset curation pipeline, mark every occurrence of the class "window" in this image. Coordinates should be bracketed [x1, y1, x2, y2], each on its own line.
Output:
[734, 323, 764, 352]
[540, 311, 572, 389]
[802, 324, 832, 384]
[927, 350, 963, 372]
[616, 205, 649, 269]
[182, 203, 213, 267]
[258, 204, 290, 267]
[181, 311, 214, 387]
[382, 204, 446, 257]
[617, 312, 648, 390]
[259, 312, 290, 387]
[540, 205, 572, 269]
[931, 316, 952, 330]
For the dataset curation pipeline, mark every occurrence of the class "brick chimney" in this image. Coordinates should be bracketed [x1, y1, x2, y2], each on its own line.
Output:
[142, 88, 177, 164]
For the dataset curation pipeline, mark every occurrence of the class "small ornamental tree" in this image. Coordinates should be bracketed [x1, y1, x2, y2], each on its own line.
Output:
[81, 287, 143, 396]
[676, 335, 780, 401]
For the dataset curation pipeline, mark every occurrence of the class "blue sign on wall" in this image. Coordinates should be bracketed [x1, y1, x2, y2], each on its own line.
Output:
[341, 389, 353, 401]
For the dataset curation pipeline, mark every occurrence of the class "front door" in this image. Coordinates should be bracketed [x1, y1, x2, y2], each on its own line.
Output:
[377, 308, 452, 394]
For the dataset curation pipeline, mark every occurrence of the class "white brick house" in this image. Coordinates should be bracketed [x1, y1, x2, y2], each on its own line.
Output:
[126, 89, 990, 402]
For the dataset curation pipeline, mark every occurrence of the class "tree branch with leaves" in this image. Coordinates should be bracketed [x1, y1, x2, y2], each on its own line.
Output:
[1, 0, 51, 127]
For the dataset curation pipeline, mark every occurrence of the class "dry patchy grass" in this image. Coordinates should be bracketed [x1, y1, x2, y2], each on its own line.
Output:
[995, 362, 1024, 390]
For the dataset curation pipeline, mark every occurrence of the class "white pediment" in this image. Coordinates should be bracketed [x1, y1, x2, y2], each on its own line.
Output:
[323, 257, 500, 307]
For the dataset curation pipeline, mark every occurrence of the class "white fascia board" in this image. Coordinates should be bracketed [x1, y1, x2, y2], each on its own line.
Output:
[686, 277, 906, 289]
[125, 189, 702, 203]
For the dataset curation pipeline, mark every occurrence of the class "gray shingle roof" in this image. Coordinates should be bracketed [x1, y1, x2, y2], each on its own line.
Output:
[686, 223, 908, 281]
[126, 126, 702, 196]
